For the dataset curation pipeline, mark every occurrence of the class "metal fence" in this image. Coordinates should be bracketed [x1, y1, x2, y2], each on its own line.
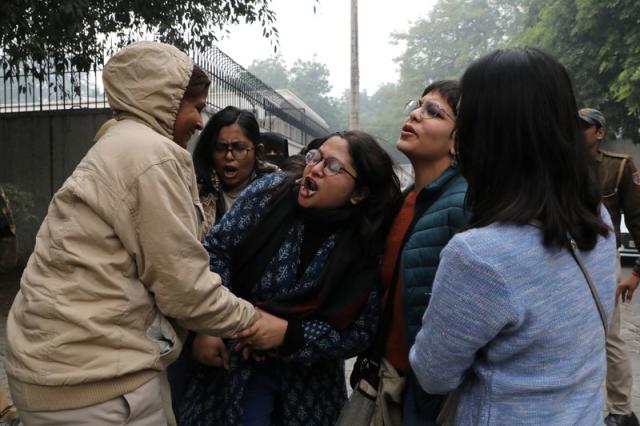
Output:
[0, 59, 108, 113]
[0, 47, 329, 142]
[193, 47, 329, 142]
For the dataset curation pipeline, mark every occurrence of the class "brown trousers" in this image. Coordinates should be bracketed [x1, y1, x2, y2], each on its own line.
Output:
[18, 375, 175, 426]
[605, 257, 634, 415]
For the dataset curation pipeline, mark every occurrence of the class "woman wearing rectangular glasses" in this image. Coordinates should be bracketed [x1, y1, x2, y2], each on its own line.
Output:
[360, 80, 468, 424]
[193, 106, 279, 235]
[177, 131, 402, 425]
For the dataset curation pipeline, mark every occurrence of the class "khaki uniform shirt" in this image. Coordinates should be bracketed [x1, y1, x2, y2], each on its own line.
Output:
[597, 149, 640, 257]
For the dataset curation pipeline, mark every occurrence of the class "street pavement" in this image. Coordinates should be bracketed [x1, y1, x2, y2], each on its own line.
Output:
[621, 263, 640, 411]
[1, 265, 640, 413]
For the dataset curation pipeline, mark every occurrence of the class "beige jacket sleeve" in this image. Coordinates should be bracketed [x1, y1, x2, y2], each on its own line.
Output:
[115, 158, 257, 336]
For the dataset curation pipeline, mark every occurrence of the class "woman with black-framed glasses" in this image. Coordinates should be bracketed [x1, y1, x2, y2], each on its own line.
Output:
[304, 148, 358, 180]
[177, 131, 402, 426]
[192, 106, 278, 235]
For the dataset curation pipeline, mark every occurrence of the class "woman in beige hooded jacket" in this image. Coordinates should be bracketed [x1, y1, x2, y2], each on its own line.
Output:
[5, 41, 258, 425]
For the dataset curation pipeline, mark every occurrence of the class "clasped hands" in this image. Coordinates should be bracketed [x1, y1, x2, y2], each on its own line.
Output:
[192, 307, 288, 369]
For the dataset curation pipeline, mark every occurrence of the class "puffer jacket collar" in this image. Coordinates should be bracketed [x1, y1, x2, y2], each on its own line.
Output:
[412, 166, 461, 202]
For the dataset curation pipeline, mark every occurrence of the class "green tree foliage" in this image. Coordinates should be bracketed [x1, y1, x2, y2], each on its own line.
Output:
[289, 59, 333, 103]
[393, 0, 528, 99]
[249, 55, 408, 162]
[358, 0, 527, 152]
[358, 85, 409, 162]
[289, 59, 348, 132]
[248, 55, 344, 131]
[518, 0, 640, 140]
[246, 54, 289, 89]
[1, 0, 282, 78]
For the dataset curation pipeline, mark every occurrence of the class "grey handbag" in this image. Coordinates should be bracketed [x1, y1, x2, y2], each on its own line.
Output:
[335, 359, 378, 425]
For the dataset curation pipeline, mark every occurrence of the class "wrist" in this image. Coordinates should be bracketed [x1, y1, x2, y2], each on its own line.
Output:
[280, 319, 304, 355]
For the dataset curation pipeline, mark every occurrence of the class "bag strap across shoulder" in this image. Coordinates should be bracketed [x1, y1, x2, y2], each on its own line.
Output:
[528, 220, 608, 334]
[567, 236, 608, 334]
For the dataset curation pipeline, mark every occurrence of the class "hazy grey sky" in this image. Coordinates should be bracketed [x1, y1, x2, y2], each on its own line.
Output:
[217, 0, 437, 97]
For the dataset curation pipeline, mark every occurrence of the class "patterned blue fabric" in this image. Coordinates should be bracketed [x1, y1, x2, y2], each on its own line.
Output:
[409, 219, 617, 425]
[178, 172, 380, 425]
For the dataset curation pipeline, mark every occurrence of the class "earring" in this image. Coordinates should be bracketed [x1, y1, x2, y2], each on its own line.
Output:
[449, 148, 458, 167]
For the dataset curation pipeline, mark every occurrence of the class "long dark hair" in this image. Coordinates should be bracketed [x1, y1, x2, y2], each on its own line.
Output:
[456, 47, 609, 250]
[338, 130, 402, 245]
[193, 106, 262, 192]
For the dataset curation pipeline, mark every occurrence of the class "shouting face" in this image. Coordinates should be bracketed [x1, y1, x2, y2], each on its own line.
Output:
[212, 123, 258, 190]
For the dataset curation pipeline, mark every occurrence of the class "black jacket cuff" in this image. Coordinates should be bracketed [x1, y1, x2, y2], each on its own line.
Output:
[280, 319, 304, 355]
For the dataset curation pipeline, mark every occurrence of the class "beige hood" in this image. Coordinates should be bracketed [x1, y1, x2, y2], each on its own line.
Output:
[103, 41, 193, 140]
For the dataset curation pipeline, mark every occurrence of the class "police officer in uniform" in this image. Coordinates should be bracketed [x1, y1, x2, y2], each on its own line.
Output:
[580, 108, 640, 426]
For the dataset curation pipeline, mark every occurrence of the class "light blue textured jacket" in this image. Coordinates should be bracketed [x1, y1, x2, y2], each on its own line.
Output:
[410, 221, 616, 425]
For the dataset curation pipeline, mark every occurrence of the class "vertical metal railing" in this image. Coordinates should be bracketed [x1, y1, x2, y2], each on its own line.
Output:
[1, 46, 329, 141]
[0, 55, 109, 113]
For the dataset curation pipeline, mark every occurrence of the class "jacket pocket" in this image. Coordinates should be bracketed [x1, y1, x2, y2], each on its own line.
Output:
[146, 312, 177, 355]
[119, 376, 165, 423]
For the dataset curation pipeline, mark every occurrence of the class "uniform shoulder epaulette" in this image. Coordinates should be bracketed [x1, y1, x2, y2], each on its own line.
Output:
[600, 149, 630, 159]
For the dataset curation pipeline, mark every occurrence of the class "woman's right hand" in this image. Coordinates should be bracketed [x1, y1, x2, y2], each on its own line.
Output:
[192, 334, 229, 370]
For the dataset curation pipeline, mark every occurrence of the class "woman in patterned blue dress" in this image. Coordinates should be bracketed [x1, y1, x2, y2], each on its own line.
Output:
[177, 131, 402, 425]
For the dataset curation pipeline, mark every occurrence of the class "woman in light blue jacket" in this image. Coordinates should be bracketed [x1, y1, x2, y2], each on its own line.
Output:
[409, 47, 617, 425]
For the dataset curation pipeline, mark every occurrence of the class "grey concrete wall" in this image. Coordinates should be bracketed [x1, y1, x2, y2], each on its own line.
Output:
[0, 109, 112, 262]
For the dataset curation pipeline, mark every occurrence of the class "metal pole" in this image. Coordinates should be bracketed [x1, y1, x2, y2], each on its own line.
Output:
[349, 0, 360, 130]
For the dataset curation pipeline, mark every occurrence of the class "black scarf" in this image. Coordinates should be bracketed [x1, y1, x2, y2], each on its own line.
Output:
[231, 179, 381, 329]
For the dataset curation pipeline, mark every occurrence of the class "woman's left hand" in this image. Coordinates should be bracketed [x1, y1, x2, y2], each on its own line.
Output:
[235, 308, 288, 351]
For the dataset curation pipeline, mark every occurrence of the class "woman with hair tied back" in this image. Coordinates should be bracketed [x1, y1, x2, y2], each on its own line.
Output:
[178, 131, 402, 425]
[409, 48, 617, 425]
[193, 106, 278, 234]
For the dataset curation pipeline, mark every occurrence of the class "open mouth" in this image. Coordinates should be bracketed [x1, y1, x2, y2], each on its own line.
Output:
[222, 165, 238, 179]
[400, 124, 417, 138]
[299, 176, 318, 198]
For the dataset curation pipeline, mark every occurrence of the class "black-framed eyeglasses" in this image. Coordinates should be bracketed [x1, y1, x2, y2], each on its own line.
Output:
[213, 143, 255, 160]
[403, 99, 455, 121]
[304, 149, 357, 180]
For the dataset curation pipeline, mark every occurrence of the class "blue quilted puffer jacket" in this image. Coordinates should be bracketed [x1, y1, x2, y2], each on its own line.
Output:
[400, 166, 468, 422]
